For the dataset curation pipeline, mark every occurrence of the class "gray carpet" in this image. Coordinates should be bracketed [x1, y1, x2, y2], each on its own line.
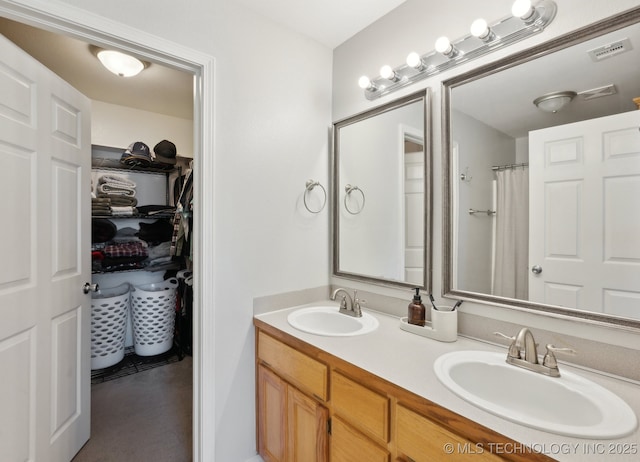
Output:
[73, 356, 193, 462]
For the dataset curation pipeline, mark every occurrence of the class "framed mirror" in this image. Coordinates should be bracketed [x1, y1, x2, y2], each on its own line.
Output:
[333, 89, 432, 290]
[443, 7, 640, 329]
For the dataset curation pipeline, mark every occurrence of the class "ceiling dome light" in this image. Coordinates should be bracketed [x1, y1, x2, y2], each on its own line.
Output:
[533, 91, 577, 113]
[96, 49, 146, 77]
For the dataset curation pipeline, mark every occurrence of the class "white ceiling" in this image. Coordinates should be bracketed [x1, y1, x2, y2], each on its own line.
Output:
[453, 21, 640, 138]
[0, 1, 406, 120]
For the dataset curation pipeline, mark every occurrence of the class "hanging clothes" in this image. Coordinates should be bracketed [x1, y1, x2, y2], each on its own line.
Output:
[171, 166, 193, 258]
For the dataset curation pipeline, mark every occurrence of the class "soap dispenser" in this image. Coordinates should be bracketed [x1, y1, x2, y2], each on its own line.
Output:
[408, 288, 426, 326]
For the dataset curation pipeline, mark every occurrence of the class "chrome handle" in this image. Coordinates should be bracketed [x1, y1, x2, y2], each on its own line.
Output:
[545, 344, 576, 355]
[493, 331, 514, 341]
[83, 282, 99, 294]
[531, 265, 543, 274]
[543, 344, 576, 368]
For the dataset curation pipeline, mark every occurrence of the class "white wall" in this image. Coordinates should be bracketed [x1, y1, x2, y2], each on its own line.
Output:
[332, 0, 640, 351]
[91, 100, 194, 157]
[452, 110, 514, 294]
[339, 101, 422, 280]
[29, 1, 332, 461]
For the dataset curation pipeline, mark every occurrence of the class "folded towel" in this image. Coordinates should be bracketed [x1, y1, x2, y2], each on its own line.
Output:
[109, 196, 138, 207]
[98, 174, 136, 189]
[97, 183, 136, 197]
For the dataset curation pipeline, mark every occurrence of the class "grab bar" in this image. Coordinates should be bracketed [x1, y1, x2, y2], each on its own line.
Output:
[468, 208, 496, 216]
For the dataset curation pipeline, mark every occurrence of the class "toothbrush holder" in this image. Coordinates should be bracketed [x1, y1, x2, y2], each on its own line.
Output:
[399, 306, 458, 342]
[430, 306, 458, 342]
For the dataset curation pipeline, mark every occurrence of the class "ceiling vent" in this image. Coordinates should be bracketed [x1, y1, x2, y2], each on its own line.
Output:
[578, 84, 618, 101]
[587, 38, 632, 61]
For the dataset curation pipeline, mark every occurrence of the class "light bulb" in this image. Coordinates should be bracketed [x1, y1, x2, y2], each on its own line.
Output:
[380, 65, 396, 81]
[470, 18, 489, 38]
[406, 52, 423, 69]
[511, 0, 534, 19]
[435, 36, 451, 54]
[435, 36, 459, 58]
[358, 75, 372, 90]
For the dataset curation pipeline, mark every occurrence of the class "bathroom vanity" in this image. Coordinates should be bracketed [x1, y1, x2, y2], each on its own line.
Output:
[254, 303, 640, 462]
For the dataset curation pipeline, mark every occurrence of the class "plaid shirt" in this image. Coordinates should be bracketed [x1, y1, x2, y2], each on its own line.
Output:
[103, 241, 148, 258]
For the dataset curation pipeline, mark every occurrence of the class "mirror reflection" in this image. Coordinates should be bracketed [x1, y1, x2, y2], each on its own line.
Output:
[333, 90, 431, 289]
[444, 10, 640, 326]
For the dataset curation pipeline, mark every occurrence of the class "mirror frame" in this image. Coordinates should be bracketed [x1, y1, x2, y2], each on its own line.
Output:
[442, 7, 640, 330]
[332, 89, 432, 290]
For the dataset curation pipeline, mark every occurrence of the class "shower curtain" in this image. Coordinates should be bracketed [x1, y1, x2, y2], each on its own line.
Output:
[492, 167, 529, 299]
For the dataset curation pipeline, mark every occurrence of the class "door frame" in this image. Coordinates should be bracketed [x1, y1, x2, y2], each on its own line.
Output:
[0, 1, 215, 460]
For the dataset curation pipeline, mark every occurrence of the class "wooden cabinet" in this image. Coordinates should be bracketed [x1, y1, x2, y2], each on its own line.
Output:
[257, 365, 328, 462]
[257, 331, 329, 462]
[331, 371, 389, 443]
[330, 370, 390, 461]
[255, 323, 553, 462]
[287, 385, 328, 461]
[257, 365, 287, 461]
[396, 404, 503, 462]
[258, 330, 327, 401]
[331, 415, 389, 462]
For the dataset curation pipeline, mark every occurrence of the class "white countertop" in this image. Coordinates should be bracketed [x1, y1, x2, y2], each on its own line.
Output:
[255, 302, 640, 462]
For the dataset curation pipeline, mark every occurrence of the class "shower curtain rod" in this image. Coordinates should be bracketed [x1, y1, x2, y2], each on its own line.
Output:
[491, 162, 528, 171]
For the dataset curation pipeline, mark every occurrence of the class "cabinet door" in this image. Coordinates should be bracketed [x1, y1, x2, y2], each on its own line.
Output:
[258, 365, 287, 462]
[331, 371, 389, 443]
[258, 365, 328, 462]
[396, 405, 503, 462]
[287, 387, 328, 462]
[331, 416, 389, 462]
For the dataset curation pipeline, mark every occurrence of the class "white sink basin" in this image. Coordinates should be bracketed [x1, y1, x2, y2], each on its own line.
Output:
[434, 350, 637, 439]
[287, 305, 379, 336]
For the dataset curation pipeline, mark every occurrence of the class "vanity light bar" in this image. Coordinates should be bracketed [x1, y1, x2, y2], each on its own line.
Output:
[360, 0, 557, 100]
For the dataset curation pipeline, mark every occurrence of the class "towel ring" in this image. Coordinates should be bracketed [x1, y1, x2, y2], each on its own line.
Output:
[304, 179, 326, 214]
[344, 184, 365, 215]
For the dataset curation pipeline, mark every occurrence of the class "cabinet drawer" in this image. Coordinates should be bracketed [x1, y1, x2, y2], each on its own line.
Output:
[396, 405, 503, 462]
[330, 416, 389, 462]
[258, 331, 328, 401]
[331, 371, 389, 442]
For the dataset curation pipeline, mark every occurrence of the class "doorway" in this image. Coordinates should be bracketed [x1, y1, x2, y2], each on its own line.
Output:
[0, 4, 212, 460]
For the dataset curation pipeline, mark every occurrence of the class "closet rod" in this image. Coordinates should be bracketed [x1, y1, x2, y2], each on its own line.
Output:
[491, 162, 528, 171]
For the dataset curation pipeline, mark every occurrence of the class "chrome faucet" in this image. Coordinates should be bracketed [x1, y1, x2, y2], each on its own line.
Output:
[514, 327, 538, 363]
[495, 327, 576, 377]
[330, 288, 364, 317]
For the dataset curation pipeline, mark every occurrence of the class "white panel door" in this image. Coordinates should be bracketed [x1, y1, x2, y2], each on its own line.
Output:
[0, 34, 91, 461]
[529, 110, 640, 315]
[404, 151, 424, 285]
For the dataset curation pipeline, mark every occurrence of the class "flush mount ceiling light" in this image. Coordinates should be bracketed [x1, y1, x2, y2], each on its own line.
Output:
[90, 45, 149, 77]
[359, 0, 557, 100]
[533, 90, 577, 113]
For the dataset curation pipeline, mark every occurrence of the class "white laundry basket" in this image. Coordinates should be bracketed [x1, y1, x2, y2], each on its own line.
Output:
[131, 278, 179, 356]
[90, 283, 130, 370]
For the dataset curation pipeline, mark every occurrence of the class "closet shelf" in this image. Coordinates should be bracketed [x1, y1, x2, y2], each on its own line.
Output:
[92, 262, 180, 275]
[92, 212, 175, 220]
[92, 157, 177, 174]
